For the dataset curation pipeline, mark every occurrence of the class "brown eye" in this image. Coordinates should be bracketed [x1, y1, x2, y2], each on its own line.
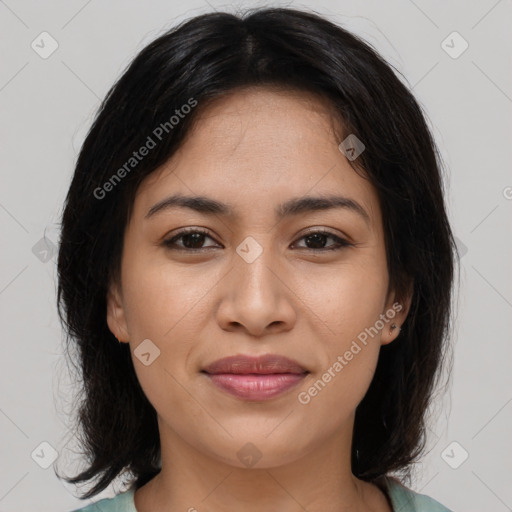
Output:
[163, 229, 219, 251]
[292, 230, 352, 251]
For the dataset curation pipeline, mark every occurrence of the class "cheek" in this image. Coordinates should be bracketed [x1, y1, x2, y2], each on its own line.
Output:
[295, 256, 388, 344]
[297, 274, 386, 425]
[296, 346, 379, 440]
[121, 256, 222, 341]
[120, 256, 222, 410]
[121, 266, 199, 428]
[293, 257, 387, 407]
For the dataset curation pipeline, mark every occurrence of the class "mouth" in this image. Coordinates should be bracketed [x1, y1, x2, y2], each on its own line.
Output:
[201, 354, 309, 401]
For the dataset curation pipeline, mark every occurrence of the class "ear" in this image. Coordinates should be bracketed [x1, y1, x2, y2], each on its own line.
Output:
[381, 280, 414, 346]
[106, 280, 130, 344]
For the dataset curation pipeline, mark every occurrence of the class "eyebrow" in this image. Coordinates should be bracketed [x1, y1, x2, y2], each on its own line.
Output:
[145, 193, 371, 226]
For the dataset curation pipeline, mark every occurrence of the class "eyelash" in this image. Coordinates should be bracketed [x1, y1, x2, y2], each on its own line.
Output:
[162, 228, 352, 252]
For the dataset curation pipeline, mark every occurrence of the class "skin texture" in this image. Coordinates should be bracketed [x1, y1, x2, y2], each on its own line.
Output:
[107, 87, 411, 511]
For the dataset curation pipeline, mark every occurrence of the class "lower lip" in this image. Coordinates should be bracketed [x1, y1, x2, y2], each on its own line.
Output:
[204, 373, 307, 401]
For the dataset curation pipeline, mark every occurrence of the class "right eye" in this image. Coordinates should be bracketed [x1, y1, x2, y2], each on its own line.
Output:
[162, 228, 221, 251]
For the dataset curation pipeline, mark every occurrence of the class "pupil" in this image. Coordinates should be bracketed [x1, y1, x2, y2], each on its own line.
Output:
[183, 233, 205, 248]
[306, 233, 326, 249]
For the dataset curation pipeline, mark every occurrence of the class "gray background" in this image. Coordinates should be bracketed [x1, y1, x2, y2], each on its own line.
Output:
[1, 0, 511, 511]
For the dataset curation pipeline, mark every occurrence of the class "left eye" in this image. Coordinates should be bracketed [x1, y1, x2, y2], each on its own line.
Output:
[162, 229, 352, 251]
[292, 231, 352, 251]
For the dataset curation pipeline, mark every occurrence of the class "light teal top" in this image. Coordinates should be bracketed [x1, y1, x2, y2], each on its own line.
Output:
[70, 477, 451, 511]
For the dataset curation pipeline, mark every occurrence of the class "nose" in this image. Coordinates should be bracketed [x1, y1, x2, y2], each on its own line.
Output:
[215, 242, 297, 337]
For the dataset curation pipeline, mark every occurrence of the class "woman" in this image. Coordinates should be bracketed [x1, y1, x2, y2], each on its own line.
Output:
[57, 7, 457, 511]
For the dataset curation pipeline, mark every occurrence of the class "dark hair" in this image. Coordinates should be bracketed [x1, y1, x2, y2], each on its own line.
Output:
[55, 6, 458, 499]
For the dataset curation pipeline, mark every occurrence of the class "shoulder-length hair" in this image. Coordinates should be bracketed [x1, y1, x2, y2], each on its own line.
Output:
[56, 7, 458, 499]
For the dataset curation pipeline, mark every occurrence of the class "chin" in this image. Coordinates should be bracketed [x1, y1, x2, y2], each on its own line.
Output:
[198, 428, 312, 470]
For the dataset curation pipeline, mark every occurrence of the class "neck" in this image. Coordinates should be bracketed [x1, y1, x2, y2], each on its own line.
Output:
[134, 417, 391, 512]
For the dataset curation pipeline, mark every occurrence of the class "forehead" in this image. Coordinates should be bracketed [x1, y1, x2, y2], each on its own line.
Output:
[181, 86, 343, 159]
[133, 87, 380, 229]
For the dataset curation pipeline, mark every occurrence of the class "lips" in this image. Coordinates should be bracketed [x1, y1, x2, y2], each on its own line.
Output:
[202, 354, 308, 375]
[201, 354, 309, 401]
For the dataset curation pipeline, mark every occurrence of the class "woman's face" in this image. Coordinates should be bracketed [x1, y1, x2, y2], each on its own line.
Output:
[107, 87, 409, 469]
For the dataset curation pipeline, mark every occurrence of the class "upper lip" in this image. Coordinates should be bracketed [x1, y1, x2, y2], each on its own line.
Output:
[202, 354, 308, 375]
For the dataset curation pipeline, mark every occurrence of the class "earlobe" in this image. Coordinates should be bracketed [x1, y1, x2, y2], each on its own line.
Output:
[385, 322, 402, 345]
[106, 283, 130, 343]
[382, 282, 413, 346]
